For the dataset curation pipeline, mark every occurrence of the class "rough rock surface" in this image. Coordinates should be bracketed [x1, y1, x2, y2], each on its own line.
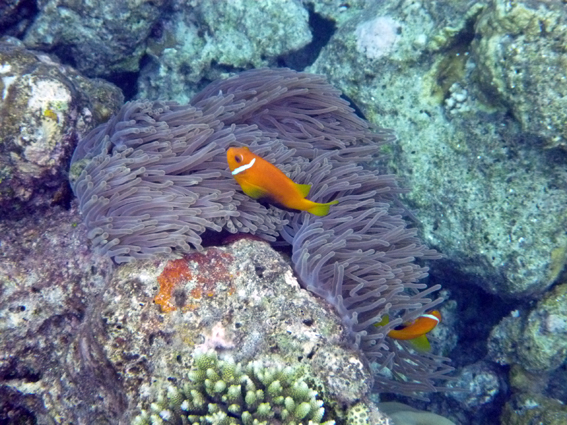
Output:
[472, 0, 567, 149]
[501, 393, 567, 425]
[0, 38, 123, 217]
[137, 0, 313, 103]
[23, 0, 165, 77]
[308, 0, 567, 298]
[489, 283, 567, 373]
[448, 361, 503, 413]
[0, 206, 107, 423]
[0, 207, 371, 423]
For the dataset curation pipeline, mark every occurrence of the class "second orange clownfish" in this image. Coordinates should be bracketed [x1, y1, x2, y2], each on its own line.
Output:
[227, 147, 339, 216]
[375, 310, 441, 352]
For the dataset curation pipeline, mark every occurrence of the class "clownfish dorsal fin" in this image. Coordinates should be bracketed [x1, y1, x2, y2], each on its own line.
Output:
[295, 183, 311, 198]
[408, 334, 431, 352]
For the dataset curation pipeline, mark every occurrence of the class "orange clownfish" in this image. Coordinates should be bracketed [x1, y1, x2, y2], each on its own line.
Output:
[375, 310, 441, 352]
[227, 147, 339, 216]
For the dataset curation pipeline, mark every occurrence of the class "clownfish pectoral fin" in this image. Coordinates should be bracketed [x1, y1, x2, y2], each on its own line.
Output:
[374, 315, 390, 327]
[295, 183, 312, 198]
[241, 183, 269, 200]
[408, 334, 431, 352]
[307, 200, 339, 217]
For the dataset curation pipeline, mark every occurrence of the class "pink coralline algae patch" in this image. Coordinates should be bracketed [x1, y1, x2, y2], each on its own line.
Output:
[355, 16, 401, 59]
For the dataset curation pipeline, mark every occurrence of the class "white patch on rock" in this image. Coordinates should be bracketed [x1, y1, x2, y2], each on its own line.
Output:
[284, 270, 300, 289]
[27, 78, 71, 112]
[355, 16, 401, 60]
[2, 75, 16, 100]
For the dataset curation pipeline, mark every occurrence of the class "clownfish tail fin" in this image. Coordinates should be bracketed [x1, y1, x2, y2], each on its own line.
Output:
[308, 200, 339, 216]
[295, 183, 311, 197]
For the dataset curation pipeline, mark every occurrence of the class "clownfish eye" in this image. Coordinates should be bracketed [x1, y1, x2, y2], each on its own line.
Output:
[235, 155, 242, 163]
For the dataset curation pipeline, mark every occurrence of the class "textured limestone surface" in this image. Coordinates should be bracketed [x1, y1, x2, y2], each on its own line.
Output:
[0, 206, 107, 424]
[137, 0, 312, 103]
[0, 211, 371, 424]
[488, 283, 567, 373]
[23, 0, 165, 77]
[302, 0, 368, 25]
[308, 0, 567, 298]
[501, 393, 567, 425]
[0, 38, 123, 216]
[472, 0, 567, 149]
[447, 361, 503, 412]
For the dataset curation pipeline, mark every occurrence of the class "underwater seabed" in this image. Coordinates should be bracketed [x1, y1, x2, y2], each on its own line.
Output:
[2, 0, 567, 424]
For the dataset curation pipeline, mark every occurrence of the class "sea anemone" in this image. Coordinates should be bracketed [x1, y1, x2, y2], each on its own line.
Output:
[70, 68, 452, 395]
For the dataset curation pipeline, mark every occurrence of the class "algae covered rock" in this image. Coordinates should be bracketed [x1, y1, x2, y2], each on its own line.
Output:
[133, 350, 335, 425]
[23, 0, 164, 77]
[501, 393, 567, 425]
[489, 284, 567, 372]
[137, 0, 312, 102]
[309, 0, 567, 299]
[447, 361, 503, 412]
[0, 37, 122, 216]
[472, 0, 567, 149]
[0, 234, 371, 423]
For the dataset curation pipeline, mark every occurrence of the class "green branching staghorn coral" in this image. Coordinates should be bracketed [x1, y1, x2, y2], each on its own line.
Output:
[133, 350, 335, 425]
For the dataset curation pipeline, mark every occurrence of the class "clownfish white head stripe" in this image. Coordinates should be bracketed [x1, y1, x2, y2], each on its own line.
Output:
[232, 157, 255, 176]
[421, 313, 440, 323]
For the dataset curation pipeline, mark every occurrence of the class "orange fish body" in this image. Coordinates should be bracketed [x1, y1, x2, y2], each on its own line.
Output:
[227, 147, 338, 216]
[376, 310, 441, 352]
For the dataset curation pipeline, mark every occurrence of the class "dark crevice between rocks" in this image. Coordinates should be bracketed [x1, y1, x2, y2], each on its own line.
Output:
[278, 7, 336, 71]
[105, 71, 140, 102]
[0, 0, 38, 37]
[0, 357, 41, 383]
[0, 386, 42, 425]
[430, 260, 519, 367]
[431, 18, 477, 104]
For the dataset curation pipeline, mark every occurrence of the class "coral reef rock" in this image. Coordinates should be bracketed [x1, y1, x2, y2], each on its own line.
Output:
[489, 283, 567, 373]
[23, 0, 164, 77]
[0, 231, 372, 423]
[0, 37, 123, 216]
[472, 0, 567, 149]
[501, 393, 567, 425]
[308, 0, 567, 298]
[137, 0, 312, 102]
